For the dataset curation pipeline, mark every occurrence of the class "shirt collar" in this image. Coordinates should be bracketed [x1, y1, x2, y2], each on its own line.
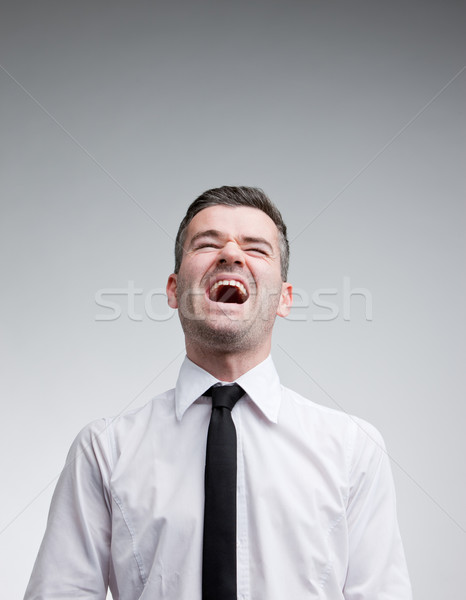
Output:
[175, 354, 282, 423]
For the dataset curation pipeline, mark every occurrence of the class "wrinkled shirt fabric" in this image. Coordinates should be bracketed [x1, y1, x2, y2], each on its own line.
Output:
[25, 355, 412, 599]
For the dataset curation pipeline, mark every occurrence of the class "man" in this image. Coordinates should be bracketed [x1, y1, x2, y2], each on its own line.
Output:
[25, 186, 412, 599]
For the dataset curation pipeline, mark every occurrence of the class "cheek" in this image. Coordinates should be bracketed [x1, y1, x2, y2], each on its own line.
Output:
[181, 255, 216, 277]
[252, 262, 282, 285]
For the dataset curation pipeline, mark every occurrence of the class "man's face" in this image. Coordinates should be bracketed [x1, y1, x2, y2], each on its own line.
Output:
[166, 205, 292, 355]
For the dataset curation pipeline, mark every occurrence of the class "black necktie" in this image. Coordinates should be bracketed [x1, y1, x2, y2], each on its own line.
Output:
[202, 383, 244, 600]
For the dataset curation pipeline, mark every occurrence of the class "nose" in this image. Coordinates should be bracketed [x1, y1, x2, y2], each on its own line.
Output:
[217, 241, 245, 266]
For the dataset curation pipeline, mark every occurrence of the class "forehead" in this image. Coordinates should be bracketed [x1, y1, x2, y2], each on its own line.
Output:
[185, 205, 279, 245]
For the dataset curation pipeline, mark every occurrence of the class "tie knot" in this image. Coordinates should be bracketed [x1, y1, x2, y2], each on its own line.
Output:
[207, 383, 244, 410]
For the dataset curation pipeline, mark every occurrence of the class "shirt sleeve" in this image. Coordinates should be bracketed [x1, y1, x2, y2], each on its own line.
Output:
[24, 419, 113, 600]
[343, 418, 412, 600]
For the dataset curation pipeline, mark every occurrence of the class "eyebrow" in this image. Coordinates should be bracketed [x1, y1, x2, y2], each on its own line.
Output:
[241, 236, 274, 253]
[188, 230, 222, 247]
[188, 230, 274, 253]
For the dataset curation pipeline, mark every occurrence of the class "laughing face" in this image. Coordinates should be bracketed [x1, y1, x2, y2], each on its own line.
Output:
[166, 205, 292, 358]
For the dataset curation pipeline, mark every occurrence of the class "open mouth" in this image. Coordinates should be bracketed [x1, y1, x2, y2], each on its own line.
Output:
[209, 279, 249, 304]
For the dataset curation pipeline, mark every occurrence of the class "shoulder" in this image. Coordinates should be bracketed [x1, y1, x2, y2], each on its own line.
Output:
[281, 384, 387, 464]
[280, 384, 353, 431]
[70, 388, 176, 467]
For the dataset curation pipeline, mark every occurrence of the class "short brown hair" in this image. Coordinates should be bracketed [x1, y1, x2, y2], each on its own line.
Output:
[174, 186, 289, 280]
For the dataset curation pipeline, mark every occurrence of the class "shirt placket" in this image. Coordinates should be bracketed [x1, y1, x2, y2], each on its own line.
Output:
[234, 404, 250, 600]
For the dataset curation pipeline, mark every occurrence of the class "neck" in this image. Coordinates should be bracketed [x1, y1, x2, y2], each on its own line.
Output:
[185, 339, 270, 381]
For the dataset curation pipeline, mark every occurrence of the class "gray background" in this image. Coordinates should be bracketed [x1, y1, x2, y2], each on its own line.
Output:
[1, 1, 465, 597]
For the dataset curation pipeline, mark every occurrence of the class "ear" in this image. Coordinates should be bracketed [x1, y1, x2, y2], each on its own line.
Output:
[276, 282, 293, 318]
[166, 273, 178, 309]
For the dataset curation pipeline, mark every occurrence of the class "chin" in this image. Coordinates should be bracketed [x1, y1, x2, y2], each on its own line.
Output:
[185, 319, 253, 351]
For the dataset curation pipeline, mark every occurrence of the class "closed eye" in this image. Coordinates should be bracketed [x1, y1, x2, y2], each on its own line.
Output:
[245, 247, 268, 255]
[194, 243, 220, 250]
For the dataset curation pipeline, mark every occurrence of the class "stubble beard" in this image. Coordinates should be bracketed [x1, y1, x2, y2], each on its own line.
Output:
[182, 314, 255, 354]
[177, 278, 281, 355]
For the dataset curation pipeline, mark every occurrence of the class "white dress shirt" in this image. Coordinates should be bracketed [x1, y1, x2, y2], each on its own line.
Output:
[25, 355, 412, 599]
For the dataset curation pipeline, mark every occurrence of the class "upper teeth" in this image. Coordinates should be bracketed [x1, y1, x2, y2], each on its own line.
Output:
[210, 279, 247, 298]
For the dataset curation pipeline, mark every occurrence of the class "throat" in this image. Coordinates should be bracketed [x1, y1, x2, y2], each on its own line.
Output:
[216, 286, 244, 303]
[209, 281, 248, 304]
